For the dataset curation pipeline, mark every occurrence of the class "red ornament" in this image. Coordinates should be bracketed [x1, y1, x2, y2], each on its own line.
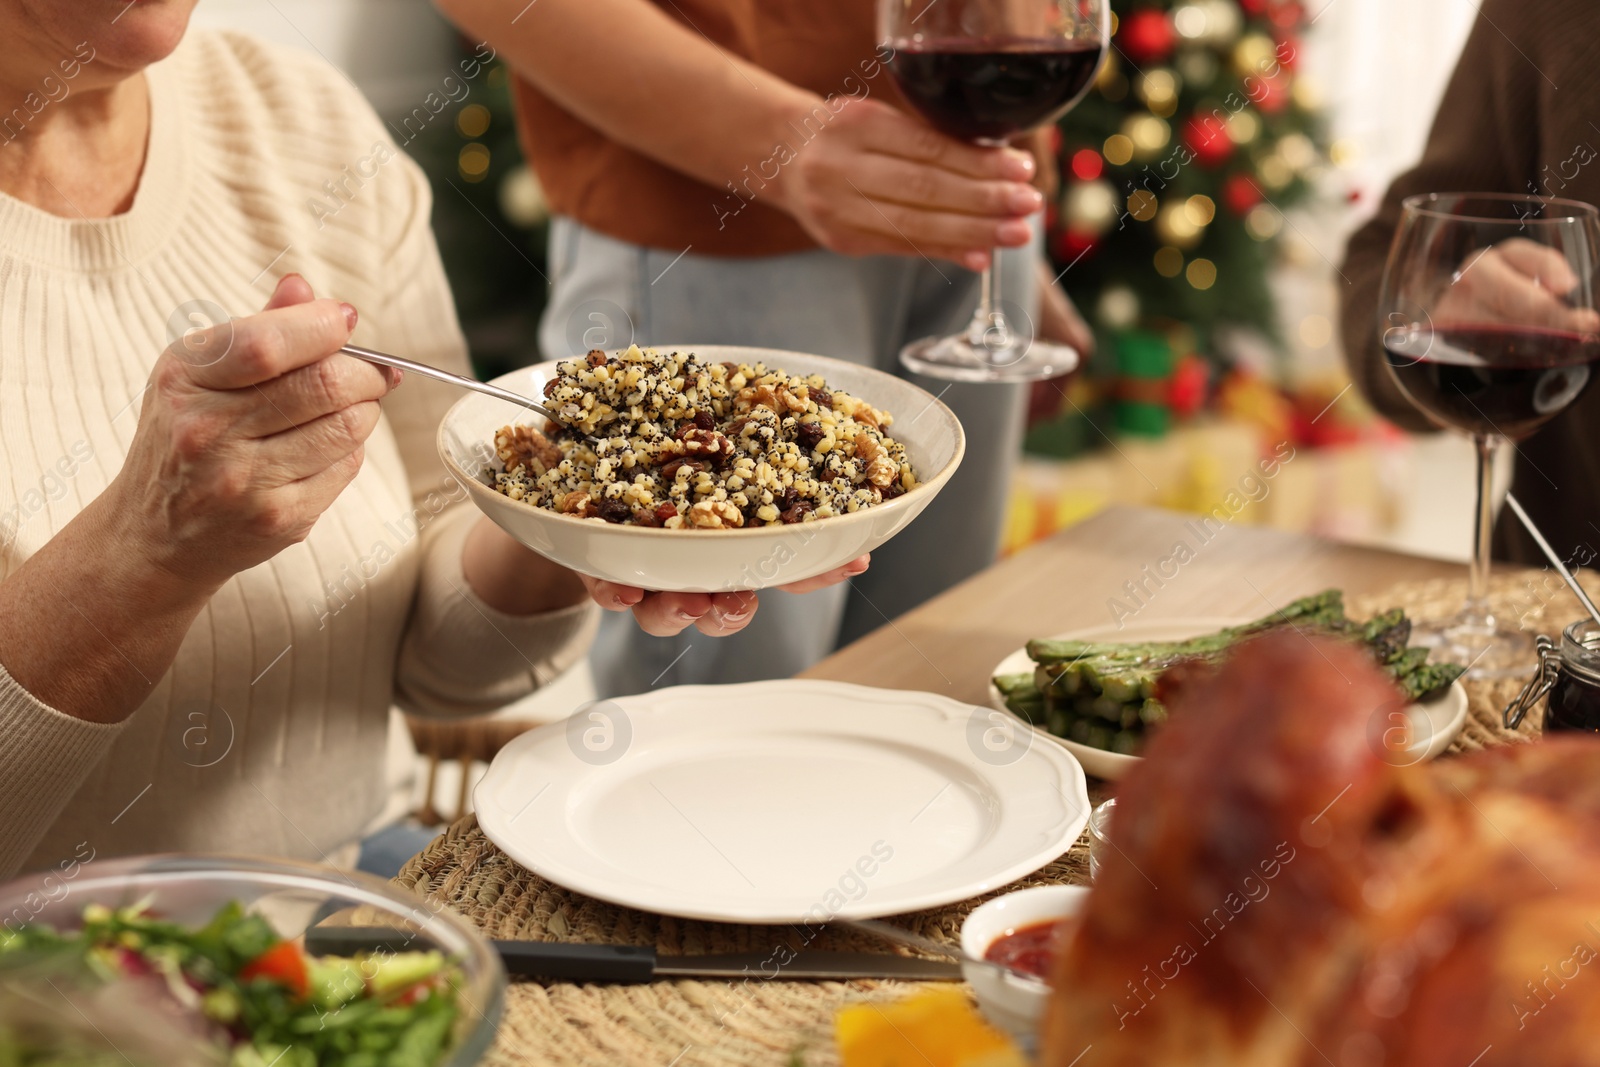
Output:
[1269, 2, 1306, 30]
[1223, 172, 1264, 215]
[1117, 9, 1176, 65]
[1167, 354, 1209, 418]
[1070, 148, 1104, 181]
[1275, 35, 1301, 69]
[1050, 228, 1099, 263]
[1254, 74, 1290, 114]
[1182, 115, 1233, 168]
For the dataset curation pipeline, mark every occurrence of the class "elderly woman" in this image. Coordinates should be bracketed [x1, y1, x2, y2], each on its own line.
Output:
[0, 0, 862, 879]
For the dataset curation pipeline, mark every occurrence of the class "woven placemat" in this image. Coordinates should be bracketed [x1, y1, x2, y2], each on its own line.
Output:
[395, 569, 1578, 1067]
[1347, 567, 1586, 750]
[397, 820, 1090, 1067]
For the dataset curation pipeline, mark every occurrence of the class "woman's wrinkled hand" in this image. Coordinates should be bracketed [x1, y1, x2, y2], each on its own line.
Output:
[111, 274, 400, 591]
[580, 555, 871, 637]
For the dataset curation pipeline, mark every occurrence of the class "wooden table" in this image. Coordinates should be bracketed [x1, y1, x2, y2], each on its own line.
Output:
[803, 505, 1464, 702]
[402, 506, 1533, 1067]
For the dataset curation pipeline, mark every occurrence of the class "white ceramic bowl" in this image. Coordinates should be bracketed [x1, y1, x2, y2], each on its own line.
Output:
[437, 345, 965, 593]
[960, 884, 1089, 1043]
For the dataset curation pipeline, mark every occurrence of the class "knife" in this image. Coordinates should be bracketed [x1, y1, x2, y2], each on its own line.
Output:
[303, 926, 962, 983]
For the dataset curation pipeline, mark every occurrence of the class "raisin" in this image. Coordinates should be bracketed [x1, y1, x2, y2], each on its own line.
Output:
[880, 479, 907, 500]
[654, 502, 680, 523]
[586, 349, 607, 367]
[795, 421, 825, 452]
[598, 498, 632, 524]
[633, 508, 661, 527]
[779, 499, 814, 525]
[661, 457, 709, 480]
[811, 387, 833, 410]
[721, 361, 742, 376]
[693, 410, 717, 432]
[543, 378, 559, 399]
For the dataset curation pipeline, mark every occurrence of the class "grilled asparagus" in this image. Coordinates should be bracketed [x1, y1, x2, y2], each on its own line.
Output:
[996, 591, 1464, 756]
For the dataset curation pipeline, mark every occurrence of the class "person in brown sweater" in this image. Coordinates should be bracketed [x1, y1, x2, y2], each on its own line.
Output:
[1341, 0, 1600, 566]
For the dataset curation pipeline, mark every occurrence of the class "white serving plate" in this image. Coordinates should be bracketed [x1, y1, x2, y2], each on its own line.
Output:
[474, 680, 1089, 924]
[986, 618, 1470, 781]
[437, 346, 964, 592]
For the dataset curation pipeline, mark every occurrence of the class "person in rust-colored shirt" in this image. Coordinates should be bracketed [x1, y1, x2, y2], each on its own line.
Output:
[435, 0, 1093, 694]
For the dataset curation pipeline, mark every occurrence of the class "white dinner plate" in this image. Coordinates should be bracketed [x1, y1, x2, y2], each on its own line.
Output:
[475, 680, 1090, 924]
[986, 618, 1470, 781]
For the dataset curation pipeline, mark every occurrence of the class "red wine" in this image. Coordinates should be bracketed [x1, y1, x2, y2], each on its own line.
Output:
[1383, 324, 1600, 439]
[888, 38, 1104, 143]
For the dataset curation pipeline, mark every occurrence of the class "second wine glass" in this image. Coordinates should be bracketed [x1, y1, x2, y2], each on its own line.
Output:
[1379, 192, 1600, 678]
[880, 0, 1108, 383]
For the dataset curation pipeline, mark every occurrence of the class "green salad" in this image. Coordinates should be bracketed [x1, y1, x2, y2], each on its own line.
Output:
[994, 589, 1466, 756]
[0, 900, 463, 1067]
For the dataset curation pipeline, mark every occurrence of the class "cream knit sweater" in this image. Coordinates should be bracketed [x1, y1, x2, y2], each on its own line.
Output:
[0, 31, 597, 878]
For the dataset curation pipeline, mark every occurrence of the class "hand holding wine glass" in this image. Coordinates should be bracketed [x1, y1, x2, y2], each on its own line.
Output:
[1431, 236, 1600, 335]
[1379, 193, 1600, 677]
[880, 0, 1108, 382]
[769, 97, 1045, 271]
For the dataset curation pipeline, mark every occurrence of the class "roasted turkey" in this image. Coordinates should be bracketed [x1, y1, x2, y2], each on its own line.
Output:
[1042, 631, 1600, 1067]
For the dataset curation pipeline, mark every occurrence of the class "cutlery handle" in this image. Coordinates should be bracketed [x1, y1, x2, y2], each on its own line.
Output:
[341, 343, 559, 422]
[302, 924, 659, 983]
[493, 940, 658, 983]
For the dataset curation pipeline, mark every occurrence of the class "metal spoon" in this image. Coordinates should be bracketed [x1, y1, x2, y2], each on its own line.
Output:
[1505, 493, 1600, 628]
[342, 343, 589, 437]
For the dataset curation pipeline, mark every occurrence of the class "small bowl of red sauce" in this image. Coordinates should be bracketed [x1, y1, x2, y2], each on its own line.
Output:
[959, 884, 1089, 1042]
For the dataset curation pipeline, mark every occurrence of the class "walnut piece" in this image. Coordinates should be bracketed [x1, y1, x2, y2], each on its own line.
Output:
[855, 431, 898, 488]
[557, 490, 594, 516]
[737, 383, 780, 412]
[496, 424, 562, 475]
[679, 427, 732, 467]
[687, 499, 744, 528]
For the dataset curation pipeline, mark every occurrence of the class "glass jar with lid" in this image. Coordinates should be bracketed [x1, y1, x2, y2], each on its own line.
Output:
[1505, 619, 1600, 733]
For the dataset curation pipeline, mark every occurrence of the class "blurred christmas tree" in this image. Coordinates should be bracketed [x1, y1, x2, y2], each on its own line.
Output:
[1030, 0, 1325, 454]
[405, 51, 551, 382]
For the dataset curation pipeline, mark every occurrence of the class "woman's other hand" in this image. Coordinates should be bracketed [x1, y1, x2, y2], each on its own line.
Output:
[111, 274, 400, 591]
[581, 555, 872, 637]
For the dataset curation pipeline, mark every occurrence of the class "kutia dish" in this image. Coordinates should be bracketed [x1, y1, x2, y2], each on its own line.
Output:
[989, 591, 1469, 780]
[0, 855, 502, 1067]
[492, 346, 916, 530]
[437, 346, 965, 592]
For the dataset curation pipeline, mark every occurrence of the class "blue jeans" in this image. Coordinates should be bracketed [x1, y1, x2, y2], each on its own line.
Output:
[539, 218, 1035, 696]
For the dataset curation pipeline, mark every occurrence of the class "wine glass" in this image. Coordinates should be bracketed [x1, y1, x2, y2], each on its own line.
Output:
[1378, 192, 1600, 678]
[880, 0, 1108, 382]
